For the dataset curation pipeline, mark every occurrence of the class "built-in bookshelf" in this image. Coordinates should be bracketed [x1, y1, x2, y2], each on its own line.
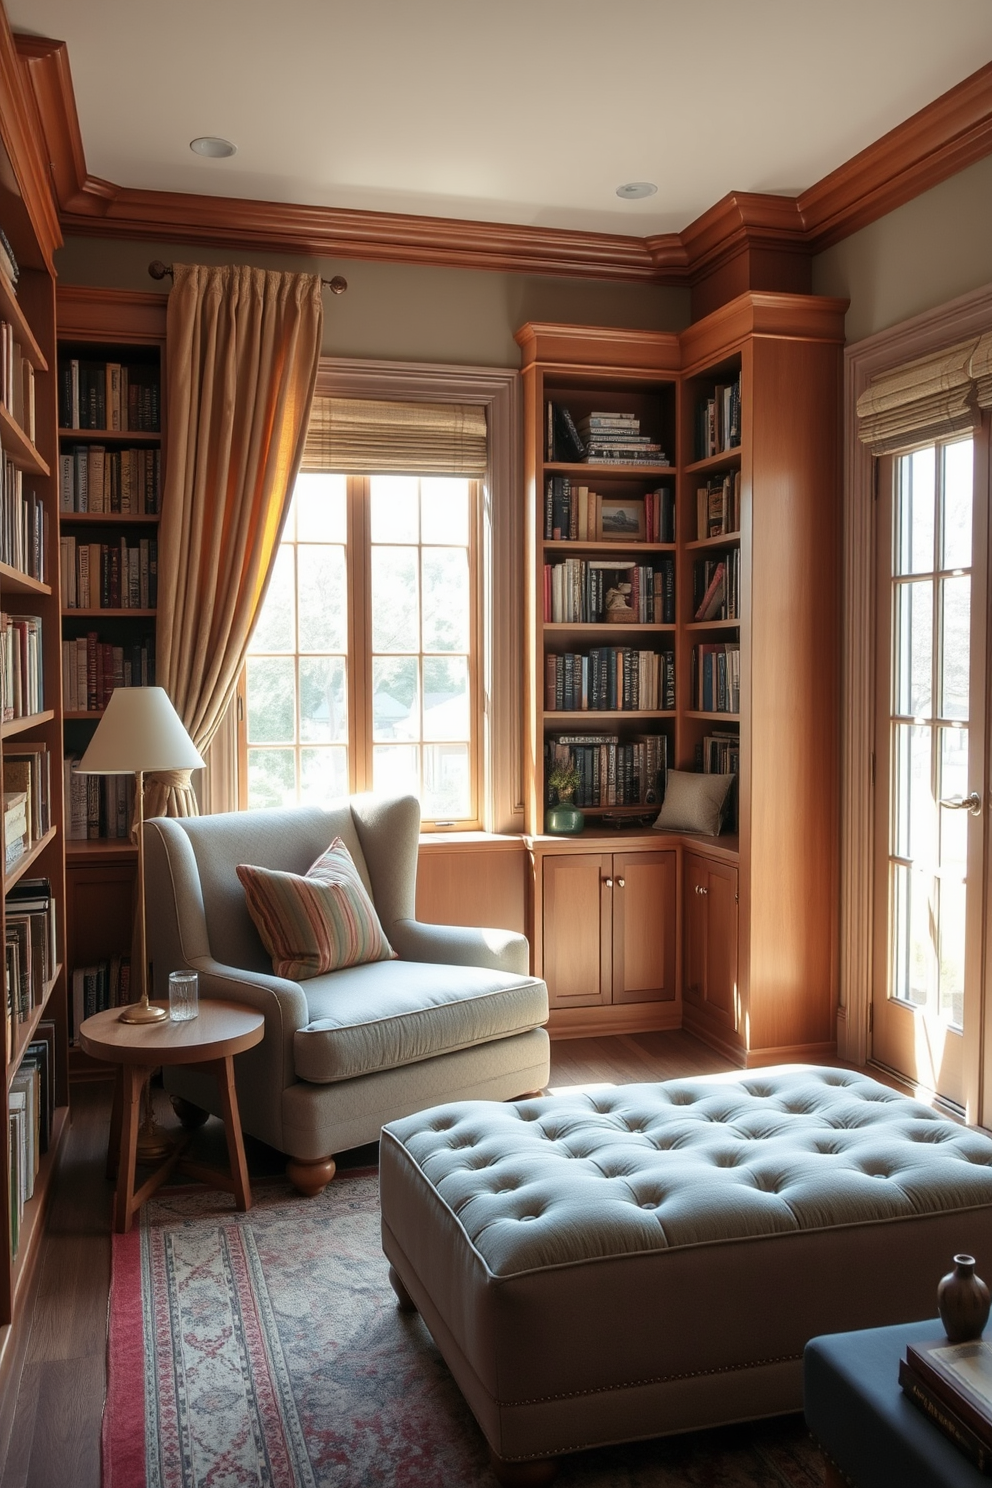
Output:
[55, 287, 167, 1055]
[0, 10, 69, 1392]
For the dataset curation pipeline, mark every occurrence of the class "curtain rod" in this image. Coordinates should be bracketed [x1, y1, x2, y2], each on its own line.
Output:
[147, 259, 348, 294]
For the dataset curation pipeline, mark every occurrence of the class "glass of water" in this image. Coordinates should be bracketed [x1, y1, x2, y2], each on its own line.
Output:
[168, 969, 199, 1021]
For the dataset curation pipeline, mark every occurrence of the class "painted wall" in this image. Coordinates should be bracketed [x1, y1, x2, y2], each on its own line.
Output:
[813, 153, 992, 344]
[54, 236, 691, 366]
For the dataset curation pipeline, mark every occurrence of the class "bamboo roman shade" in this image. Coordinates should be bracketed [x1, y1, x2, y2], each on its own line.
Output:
[302, 396, 488, 475]
[857, 332, 992, 454]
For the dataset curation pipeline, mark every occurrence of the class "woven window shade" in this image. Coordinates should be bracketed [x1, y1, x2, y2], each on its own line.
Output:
[301, 396, 488, 476]
[856, 337, 988, 455]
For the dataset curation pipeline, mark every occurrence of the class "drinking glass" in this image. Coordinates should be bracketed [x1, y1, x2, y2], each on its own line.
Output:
[168, 969, 199, 1021]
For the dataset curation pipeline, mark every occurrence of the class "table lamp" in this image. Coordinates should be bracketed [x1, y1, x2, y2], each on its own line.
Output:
[76, 686, 205, 1023]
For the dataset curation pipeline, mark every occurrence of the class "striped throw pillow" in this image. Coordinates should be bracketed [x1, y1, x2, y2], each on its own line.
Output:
[237, 838, 395, 980]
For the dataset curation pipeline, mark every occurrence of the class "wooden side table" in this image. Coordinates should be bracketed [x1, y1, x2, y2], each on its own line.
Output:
[79, 999, 265, 1234]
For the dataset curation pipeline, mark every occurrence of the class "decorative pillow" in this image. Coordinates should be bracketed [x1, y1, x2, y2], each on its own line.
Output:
[237, 838, 395, 980]
[652, 770, 735, 836]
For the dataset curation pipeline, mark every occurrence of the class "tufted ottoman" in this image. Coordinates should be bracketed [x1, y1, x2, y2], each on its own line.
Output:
[379, 1065, 992, 1481]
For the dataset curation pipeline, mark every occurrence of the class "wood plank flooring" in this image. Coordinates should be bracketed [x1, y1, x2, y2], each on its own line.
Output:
[0, 1030, 733, 1488]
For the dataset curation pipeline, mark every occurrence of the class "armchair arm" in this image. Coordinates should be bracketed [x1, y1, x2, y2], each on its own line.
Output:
[389, 919, 530, 976]
[186, 956, 310, 1094]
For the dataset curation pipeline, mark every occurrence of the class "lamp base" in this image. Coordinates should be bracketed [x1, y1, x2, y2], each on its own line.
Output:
[119, 1001, 168, 1024]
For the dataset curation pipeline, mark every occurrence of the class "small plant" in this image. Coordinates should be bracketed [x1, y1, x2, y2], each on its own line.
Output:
[548, 759, 581, 803]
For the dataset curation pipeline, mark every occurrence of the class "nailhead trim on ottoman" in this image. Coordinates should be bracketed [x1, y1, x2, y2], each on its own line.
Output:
[380, 1066, 992, 1466]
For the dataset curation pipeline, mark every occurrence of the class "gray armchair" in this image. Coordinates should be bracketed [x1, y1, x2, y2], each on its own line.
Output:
[144, 794, 550, 1193]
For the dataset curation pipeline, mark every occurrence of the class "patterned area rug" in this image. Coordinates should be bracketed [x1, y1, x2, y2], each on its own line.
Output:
[105, 1171, 823, 1488]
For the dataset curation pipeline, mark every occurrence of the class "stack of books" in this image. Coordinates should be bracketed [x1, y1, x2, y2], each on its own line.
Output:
[900, 1336, 992, 1472]
[577, 412, 666, 466]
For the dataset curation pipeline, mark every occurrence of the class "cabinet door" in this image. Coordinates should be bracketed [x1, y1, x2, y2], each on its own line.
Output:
[684, 853, 739, 1032]
[542, 853, 612, 1007]
[612, 850, 677, 1003]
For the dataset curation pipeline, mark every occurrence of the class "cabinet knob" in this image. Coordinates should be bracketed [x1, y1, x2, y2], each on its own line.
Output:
[616, 877, 625, 888]
[604, 878, 613, 888]
[696, 884, 708, 895]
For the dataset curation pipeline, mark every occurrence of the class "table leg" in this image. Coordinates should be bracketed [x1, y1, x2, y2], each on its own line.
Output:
[106, 1066, 124, 1181]
[115, 1064, 149, 1234]
[213, 1055, 252, 1211]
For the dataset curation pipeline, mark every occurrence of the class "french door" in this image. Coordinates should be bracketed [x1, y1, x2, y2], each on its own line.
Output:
[872, 428, 990, 1116]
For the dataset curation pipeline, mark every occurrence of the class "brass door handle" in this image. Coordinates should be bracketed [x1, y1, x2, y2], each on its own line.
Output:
[939, 791, 982, 817]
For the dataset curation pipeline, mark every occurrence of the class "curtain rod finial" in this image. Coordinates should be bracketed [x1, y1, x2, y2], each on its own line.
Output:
[327, 276, 347, 295]
[148, 259, 171, 282]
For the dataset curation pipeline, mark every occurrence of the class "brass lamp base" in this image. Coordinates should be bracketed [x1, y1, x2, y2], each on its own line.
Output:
[119, 1000, 168, 1024]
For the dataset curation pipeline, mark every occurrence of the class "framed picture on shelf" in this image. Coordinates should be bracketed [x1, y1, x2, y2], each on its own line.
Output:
[598, 497, 645, 542]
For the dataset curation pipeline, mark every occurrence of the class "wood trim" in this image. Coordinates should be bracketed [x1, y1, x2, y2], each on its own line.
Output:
[0, 21, 61, 270]
[16, 34, 992, 295]
[55, 284, 167, 341]
[546, 1001, 681, 1041]
[680, 292, 849, 374]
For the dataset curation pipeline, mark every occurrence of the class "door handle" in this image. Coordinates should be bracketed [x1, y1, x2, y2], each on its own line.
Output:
[616, 877, 625, 888]
[938, 791, 982, 817]
[695, 884, 708, 895]
[604, 877, 613, 888]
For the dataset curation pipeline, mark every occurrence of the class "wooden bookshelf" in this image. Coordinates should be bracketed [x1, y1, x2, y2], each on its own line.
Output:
[55, 286, 167, 1061]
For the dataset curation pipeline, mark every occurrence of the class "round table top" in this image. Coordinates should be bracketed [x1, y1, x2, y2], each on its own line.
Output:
[78, 1000, 265, 1065]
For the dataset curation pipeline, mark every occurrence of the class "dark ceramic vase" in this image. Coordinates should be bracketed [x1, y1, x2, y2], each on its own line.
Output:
[938, 1254, 991, 1342]
[545, 802, 585, 836]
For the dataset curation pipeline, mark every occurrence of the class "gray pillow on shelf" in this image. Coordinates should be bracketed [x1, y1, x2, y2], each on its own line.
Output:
[652, 770, 735, 836]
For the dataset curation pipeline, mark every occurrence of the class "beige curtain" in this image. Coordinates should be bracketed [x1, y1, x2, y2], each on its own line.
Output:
[151, 263, 323, 818]
[856, 333, 992, 454]
[302, 396, 487, 475]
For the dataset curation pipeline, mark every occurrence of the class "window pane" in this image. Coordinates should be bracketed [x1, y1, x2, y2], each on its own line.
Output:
[298, 545, 347, 653]
[295, 472, 347, 542]
[423, 655, 469, 741]
[300, 656, 348, 742]
[371, 547, 419, 652]
[893, 580, 932, 717]
[371, 476, 419, 543]
[300, 747, 349, 804]
[890, 862, 932, 1008]
[246, 657, 295, 743]
[938, 726, 969, 873]
[938, 876, 966, 1028]
[422, 548, 470, 652]
[941, 440, 972, 570]
[372, 656, 420, 740]
[423, 743, 470, 819]
[895, 446, 935, 576]
[373, 743, 420, 797]
[247, 748, 296, 808]
[422, 477, 469, 545]
[892, 722, 934, 865]
[251, 546, 295, 653]
[939, 575, 970, 721]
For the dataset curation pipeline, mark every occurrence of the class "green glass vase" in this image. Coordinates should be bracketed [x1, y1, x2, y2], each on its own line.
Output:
[545, 802, 585, 835]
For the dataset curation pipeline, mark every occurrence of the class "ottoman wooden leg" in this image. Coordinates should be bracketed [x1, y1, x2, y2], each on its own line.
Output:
[488, 1449, 560, 1486]
[388, 1266, 417, 1312]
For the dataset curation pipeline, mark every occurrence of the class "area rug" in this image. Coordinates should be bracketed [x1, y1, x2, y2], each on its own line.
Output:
[105, 1171, 822, 1488]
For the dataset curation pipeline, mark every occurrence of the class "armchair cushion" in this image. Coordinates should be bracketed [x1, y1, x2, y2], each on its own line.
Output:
[237, 838, 395, 980]
[294, 959, 549, 1083]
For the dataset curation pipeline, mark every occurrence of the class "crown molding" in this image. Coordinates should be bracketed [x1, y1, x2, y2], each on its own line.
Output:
[15, 34, 992, 290]
[0, 21, 61, 267]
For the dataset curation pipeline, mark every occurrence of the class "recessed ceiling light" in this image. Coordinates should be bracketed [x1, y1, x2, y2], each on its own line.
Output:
[616, 182, 657, 199]
[190, 137, 238, 159]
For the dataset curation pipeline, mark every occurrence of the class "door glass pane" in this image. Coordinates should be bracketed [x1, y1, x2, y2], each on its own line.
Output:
[938, 727, 969, 871]
[939, 575, 970, 721]
[895, 446, 935, 575]
[941, 440, 972, 570]
[893, 580, 932, 717]
[892, 722, 934, 865]
[246, 657, 295, 742]
[890, 862, 928, 1008]
[938, 876, 966, 1028]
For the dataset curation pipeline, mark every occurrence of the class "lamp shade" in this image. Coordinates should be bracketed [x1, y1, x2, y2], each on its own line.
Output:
[76, 687, 205, 775]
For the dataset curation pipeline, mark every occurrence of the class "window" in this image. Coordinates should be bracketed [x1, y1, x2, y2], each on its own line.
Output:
[241, 469, 481, 827]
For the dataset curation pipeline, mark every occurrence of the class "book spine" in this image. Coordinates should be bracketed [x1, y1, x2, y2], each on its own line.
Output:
[899, 1359, 992, 1471]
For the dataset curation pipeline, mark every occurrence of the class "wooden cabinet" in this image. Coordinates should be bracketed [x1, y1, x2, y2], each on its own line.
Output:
[537, 839, 677, 1025]
[683, 852, 739, 1056]
[518, 294, 846, 1063]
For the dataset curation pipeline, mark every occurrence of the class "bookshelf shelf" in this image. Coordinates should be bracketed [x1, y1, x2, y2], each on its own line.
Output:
[1, 711, 55, 739]
[545, 461, 674, 478]
[60, 512, 159, 526]
[686, 619, 740, 632]
[57, 427, 160, 444]
[544, 540, 676, 555]
[8, 1106, 70, 1303]
[6, 967, 62, 1088]
[65, 838, 137, 859]
[684, 448, 742, 477]
[4, 827, 57, 893]
[0, 404, 48, 477]
[0, 275, 46, 372]
[543, 710, 676, 723]
[0, 563, 50, 597]
[685, 533, 741, 551]
[63, 608, 156, 618]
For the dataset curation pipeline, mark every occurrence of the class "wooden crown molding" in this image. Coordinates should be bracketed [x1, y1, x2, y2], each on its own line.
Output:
[0, 20, 61, 268]
[15, 34, 992, 288]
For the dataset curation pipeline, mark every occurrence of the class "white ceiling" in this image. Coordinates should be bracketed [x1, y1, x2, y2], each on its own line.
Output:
[9, 0, 992, 238]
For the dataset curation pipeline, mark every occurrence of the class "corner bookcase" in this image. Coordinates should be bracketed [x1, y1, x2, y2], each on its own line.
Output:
[54, 286, 167, 1072]
[0, 15, 69, 1390]
[517, 295, 846, 1063]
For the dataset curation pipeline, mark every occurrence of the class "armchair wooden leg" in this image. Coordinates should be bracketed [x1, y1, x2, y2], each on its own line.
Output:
[286, 1156, 337, 1196]
[488, 1449, 560, 1486]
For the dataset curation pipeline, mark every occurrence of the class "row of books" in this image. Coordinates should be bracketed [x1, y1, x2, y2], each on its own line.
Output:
[693, 551, 741, 622]
[545, 477, 675, 545]
[59, 536, 158, 610]
[3, 790, 25, 869]
[546, 733, 668, 809]
[70, 958, 131, 1043]
[698, 729, 740, 831]
[0, 321, 36, 444]
[5, 878, 57, 1036]
[0, 613, 43, 721]
[694, 643, 741, 714]
[3, 745, 52, 848]
[695, 376, 742, 460]
[59, 444, 161, 515]
[546, 404, 669, 467]
[64, 756, 135, 840]
[7, 1026, 54, 1258]
[545, 648, 675, 713]
[58, 357, 160, 432]
[0, 228, 19, 288]
[696, 471, 742, 540]
[545, 559, 675, 625]
[0, 451, 46, 582]
[62, 634, 155, 713]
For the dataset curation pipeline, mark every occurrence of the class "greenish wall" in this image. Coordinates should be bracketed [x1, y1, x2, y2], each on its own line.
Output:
[813, 153, 992, 344]
[55, 236, 691, 366]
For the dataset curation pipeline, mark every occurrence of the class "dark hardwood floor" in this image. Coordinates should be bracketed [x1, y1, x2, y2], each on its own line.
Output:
[0, 1030, 732, 1488]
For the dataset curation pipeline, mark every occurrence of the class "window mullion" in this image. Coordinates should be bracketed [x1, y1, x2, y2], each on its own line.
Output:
[349, 474, 372, 792]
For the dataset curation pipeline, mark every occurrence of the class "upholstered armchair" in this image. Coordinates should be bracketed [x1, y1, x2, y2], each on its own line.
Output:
[144, 794, 550, 1194]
